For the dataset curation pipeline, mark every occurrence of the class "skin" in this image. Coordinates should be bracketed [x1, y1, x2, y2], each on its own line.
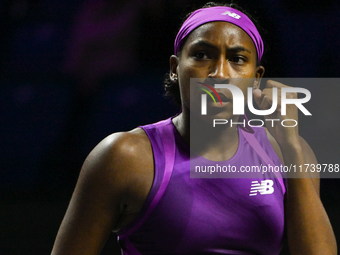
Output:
[171, 22, 264, 161]
[51, 21, 337, 255]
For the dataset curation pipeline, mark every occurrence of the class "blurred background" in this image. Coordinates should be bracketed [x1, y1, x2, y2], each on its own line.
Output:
[0, 0, 339, 254]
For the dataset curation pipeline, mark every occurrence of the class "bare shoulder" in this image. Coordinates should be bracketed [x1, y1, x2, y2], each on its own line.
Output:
[85, 127, 153, 178]
[81, 127, 155, 219]
[79, 127, 153, 191]
[51, 128, 154, 254]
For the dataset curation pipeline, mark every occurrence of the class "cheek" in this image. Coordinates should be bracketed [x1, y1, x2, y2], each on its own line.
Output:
[235, 68, 257, 78]
[177, 68, 194, 100]
[179, 65, 195, 81]
[178, 58, 207, 80]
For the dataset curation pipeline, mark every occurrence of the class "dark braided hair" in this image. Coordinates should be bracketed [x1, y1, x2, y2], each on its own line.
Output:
[163, 1, 266, 106]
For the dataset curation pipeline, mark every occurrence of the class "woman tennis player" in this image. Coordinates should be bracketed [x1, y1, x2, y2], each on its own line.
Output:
[51, 2, 337, 254]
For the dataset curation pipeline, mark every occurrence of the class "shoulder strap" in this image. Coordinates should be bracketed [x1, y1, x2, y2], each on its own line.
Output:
[240, 128, 286, 194]
[119, 119, 176, 240]
[148, 119, 176, 215]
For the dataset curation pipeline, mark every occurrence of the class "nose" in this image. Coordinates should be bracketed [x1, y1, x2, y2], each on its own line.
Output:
[208, 56, 230, 82]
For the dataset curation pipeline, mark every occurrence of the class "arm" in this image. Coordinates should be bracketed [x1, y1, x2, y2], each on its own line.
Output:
[51, 129, 154, 255]
[267, 131, 320, 195]
[282, 138, 336, 255]
[254, 80, 337, 255]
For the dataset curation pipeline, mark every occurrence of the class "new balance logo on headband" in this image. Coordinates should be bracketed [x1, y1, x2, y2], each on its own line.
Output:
[221, 11, 241, 19]
[249, 180, 274, 196]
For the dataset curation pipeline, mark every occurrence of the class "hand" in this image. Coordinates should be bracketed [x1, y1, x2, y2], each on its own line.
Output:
[253, 80, 300, 147]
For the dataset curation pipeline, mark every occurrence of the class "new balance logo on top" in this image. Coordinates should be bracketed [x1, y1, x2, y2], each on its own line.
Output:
[221, 11, 241, 19]
[249, 180, 274, 196]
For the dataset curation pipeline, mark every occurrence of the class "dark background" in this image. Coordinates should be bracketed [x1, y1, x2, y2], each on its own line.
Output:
[1, 0, 339, 254]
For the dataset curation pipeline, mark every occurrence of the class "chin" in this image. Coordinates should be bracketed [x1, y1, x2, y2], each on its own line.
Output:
[207, 108, 233, 120]
[191, 111, 233, 126]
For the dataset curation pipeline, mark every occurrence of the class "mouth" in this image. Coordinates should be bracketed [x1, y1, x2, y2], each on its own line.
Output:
[206, 92, 230, 105]
[216, 93, 230, 103]
[196, 81, 232, 105]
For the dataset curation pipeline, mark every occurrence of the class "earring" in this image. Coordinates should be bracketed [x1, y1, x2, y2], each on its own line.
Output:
[172, 75, 178, 83]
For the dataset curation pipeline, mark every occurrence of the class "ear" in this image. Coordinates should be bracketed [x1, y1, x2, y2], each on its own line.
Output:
[254, 65, 265, 89]
[169, 55, 179, 82]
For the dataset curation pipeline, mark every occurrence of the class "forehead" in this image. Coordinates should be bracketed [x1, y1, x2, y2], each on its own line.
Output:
[183, 21, 256, 53]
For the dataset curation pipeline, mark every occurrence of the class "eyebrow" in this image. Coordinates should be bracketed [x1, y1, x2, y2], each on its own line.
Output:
[189, 40, 252, 54]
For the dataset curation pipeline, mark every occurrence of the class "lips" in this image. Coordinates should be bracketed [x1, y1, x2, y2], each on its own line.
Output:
[205, 92, 230, 105]
[196, 81, 231, 104]
[216, 93, 230, 102]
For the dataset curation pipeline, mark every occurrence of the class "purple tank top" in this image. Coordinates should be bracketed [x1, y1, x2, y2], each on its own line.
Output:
[117, 117, 285, 255]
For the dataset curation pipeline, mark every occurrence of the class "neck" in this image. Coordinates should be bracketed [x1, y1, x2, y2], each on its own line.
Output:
[172, 108, 241, 161]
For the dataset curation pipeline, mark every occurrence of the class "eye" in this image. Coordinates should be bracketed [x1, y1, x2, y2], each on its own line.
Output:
[193, 51, 210, 60]
[229, 56, 246, 64]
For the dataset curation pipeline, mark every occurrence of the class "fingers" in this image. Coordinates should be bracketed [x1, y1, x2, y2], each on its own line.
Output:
[253, 80, 285, 110]
[253, 88, 277, 110]
[265, 80, 289, 89]
[253, 88, 263, 108]
[254, 81, 298, 111]
[265, 80, 298, 100]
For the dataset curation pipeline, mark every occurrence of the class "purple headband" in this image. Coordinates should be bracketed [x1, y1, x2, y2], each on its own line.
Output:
[174, 6, 264, 61]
